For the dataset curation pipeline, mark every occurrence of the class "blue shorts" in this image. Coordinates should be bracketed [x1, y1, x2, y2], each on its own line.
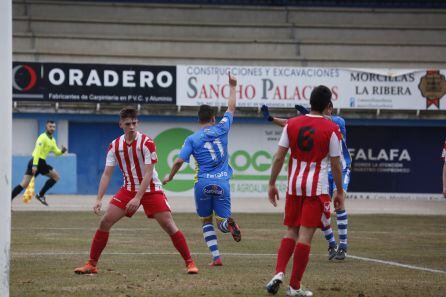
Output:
[328, 168, 351, 197]
[194, 179, 231, 219]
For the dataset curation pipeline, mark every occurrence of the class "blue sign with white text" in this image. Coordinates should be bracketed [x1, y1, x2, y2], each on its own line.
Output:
[347, 126, 444, 193]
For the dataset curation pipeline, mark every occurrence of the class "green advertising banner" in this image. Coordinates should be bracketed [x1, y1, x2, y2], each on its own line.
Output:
[137, 120, 288, 198]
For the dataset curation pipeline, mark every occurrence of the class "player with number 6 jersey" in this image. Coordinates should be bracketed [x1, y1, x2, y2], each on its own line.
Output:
[266, 85, 345, 296]
[163, 73, 241, 267]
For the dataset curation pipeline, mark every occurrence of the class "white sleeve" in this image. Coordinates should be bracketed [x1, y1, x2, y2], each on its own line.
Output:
[105, 146, 117, 166]
[278, 125, 289, 148]
[143, 140, 158, 165]
[143, 144, 153, 165]
[329, 132, 341, 157]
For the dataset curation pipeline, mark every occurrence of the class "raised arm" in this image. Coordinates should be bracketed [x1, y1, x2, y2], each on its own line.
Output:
[272, 117, 288, 127]
[260, 105, 287, 127]
[163, 158, 185, 185]
[227, 72, 237, 114]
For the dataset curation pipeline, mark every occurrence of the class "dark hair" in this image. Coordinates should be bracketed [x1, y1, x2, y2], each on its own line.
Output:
[198, 105, 216, 124]
[120, 106, 138, 120]
[47, 120, 55, 124]
[310, 85, 332, 113]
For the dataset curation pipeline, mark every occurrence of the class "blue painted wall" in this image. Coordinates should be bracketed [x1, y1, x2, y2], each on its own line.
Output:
[69, 122, 123, 194]
[12, 154, 77, 194]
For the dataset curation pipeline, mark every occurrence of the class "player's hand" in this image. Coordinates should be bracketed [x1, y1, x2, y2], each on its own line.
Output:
[333, 190, 345, 211]
[268, 184, 279, 207]
[261, 105, 273, 122]
[294, 104, 309, 115]
[126, 197, 141, 215]
[61, 145, 67, 153]
[162, 176, 172, 185]
[93, 199, 102, 215]
[31, 166, 37, 176]
[228, 72, 237, 87]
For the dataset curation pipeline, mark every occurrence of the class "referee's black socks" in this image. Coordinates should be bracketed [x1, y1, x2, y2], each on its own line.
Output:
[11, 185, 24, 200]
[39, 178, 57, 197]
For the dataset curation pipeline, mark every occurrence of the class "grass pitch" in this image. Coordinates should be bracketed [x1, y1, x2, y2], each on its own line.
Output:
[10, 212, 446, 297]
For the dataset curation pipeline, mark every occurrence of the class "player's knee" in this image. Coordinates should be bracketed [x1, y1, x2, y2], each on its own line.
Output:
[53, 175, 60, 182]
[285, 227, 299, 240]
[99, 217, 114, 231]
[162, 220, 179, 235]
[298, 227, 316, 245]
[156, 213, 178, 235]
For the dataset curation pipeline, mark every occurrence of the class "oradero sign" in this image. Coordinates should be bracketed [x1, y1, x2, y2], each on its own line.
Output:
[13, 62, 176, 104]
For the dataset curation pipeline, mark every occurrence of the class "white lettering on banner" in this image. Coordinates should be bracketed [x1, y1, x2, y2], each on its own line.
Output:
[46, 68, 173, 89]
[122, 71, 136, 87]
[69, 69, 83, 86]
[104, 70, 119, 87]
[86, 70, 101, 86]
[349, 148, 411, 162]
[140, 71, 154, 87]
[48, 68, 65, 85]
[176, 65, 446, 110]
[157, 71, 173, 88]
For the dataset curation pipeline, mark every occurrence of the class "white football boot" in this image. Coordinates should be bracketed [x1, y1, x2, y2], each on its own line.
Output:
[286, 285, 313, 297]
[265, 272, 284, 295]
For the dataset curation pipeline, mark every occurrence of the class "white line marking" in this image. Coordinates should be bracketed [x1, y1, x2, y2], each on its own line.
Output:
[348, 255, 446, 274]
[11, 251, 446, 274]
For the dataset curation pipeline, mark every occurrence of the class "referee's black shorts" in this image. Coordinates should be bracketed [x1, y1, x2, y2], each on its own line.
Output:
[25, 158, 53, 176]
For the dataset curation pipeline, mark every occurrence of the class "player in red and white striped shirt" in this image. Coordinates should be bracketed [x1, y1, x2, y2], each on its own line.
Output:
[75, 107, 198, 275]
[266, 86, 344, 297]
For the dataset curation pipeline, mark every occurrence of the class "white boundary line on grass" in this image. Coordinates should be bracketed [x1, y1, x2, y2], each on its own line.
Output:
[347, 255, 446, 274]
[11, 251, 446, 274]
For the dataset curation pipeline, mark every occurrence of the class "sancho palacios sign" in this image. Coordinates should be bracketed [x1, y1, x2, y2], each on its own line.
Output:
[177, 65, 446, 110]
[13, 62, 176, 104]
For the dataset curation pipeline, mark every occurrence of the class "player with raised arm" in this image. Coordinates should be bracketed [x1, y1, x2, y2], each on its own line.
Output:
[261, 103, 351, 260]
[266, 86, 344, 296]
[11, 120, 67, 206]
[74, 107, 198, 275]
[163, 73, 240, 267]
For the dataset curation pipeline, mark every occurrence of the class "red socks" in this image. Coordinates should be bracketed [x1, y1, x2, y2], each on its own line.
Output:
[88, 230, 192, 267]
[170, 230, 193, 264]
[290, 243, 311, 290]
[89, 230, 109, 266]
[275, 237, 296, 274]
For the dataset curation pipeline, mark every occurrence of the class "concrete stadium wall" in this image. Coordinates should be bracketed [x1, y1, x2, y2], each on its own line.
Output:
[12, 1, 446, 68]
